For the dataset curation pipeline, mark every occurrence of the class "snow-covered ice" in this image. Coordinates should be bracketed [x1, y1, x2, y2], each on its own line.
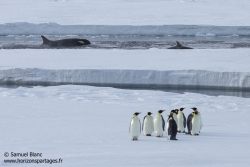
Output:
[0, 85, 250, 166]
[1, 49, 250, 72]
[1, 49, 250, 89]
[1, 0, 250, 36]
[1, 0, 250, 26]
[1, 0, 250, 166]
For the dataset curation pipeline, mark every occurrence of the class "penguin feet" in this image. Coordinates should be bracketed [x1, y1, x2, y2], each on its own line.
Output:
[177, 131, 181, 133]
[178, 131, 185, 133]
[156, 135, 162, 138]
[185, 132, 191, 135]
[195, 134, 199, 136]
[146, 134, 151, 136]
[170, 138, 178, 140]
[132, 137, 138, 141]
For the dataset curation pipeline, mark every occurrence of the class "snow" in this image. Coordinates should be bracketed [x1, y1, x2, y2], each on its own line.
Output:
[1, 49, 250, 72]
[0, 85, 250, 167]
[1, 0, 250, 26]
[1, 0, 250, 166]
[1, 49, 250, 89]
[1, 0, 250, 36]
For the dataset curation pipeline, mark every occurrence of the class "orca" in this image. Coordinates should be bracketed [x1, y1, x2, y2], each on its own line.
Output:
[41, 35, 91, 47]
[168, 41, 193, 49]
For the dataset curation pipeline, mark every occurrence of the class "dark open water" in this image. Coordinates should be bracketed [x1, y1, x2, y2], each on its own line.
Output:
[1, 35, 250, 49]
[1, 84, 249, 98]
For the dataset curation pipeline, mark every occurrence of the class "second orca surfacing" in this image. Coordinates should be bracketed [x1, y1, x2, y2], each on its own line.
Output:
[168, 41, 193, 49]
[41, 35, 91, 47]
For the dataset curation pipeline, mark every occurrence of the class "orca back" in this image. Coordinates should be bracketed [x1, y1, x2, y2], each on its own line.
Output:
[41, 35, 51, 45]
[168, 41, 193, 49]
[41, 35, 91, 47]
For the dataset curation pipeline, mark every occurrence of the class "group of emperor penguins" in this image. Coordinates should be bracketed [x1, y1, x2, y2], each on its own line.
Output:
[129, 107, 203, 141]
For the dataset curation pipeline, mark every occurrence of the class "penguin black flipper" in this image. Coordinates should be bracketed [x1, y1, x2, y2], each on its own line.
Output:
[168, 120, 173, 136]
[187, 114, 193, 133]
[161, 115, 165, 131]
[142, 116, 146, 131]
[183, 113, 186, 128]
[168, 119, 178, 140]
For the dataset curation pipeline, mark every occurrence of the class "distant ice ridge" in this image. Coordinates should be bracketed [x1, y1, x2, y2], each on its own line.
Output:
[1, 68, 250, 89]
[1, 23, 250, 36]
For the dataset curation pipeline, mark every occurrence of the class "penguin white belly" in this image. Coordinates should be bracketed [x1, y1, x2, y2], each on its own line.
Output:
[143, 117, 153, 135]
[130, 118, 140, 138]
[166, 122, 169, 134]
[154, 116, 163, 136]
[173, 114, 178, 125]
[177, 113, 184, 132]
[191, 115, 201, 135]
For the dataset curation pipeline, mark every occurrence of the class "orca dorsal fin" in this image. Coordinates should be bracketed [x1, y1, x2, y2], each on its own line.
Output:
[41, 35, 51, 44]
[176, 41, 182, 47]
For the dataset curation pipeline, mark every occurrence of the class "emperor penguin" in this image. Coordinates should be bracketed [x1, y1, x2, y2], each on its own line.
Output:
[142, 112, 154, 136]
[177, 108, 186, 133]
[167, 115, 178, 140]
[129, 112, 141, 140]
[187, 108, 202, 135]
[170, 109, 178, 125]
[190, 107, 203, 132]
[166, 110, 177, 134]
[154, 110, 165, 137]
[186, 112, 193, 134]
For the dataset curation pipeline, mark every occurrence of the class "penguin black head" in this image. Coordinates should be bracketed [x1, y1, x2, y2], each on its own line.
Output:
[191, 107, 198, 111]
[133, 112, 141, 116]
[170, 110, 176, 115]
[158, 110, 165, 113]
[180, 108, 185, 111]
[175, 109, 179, 114]
[147, 112, 153, 115]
